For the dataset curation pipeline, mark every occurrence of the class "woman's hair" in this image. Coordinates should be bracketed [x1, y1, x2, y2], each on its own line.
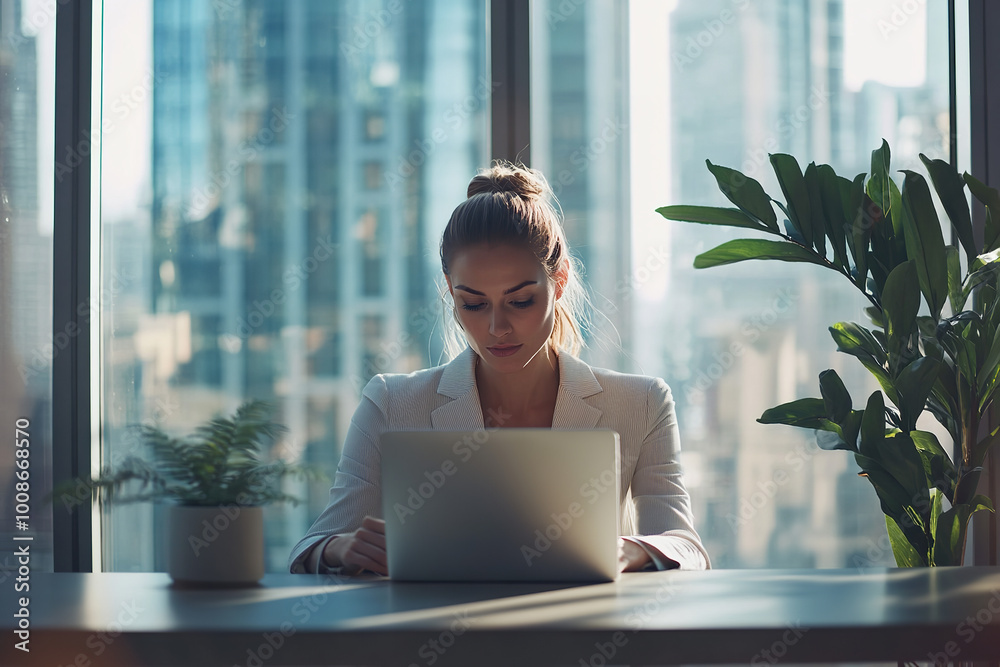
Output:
[438, 162, 591, 358]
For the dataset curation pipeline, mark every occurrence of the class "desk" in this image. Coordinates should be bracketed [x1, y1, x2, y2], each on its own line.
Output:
[3, 568, 1000, 666]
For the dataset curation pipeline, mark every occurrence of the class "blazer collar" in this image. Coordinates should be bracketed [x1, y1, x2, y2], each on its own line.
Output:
[431, 346, 604, 429]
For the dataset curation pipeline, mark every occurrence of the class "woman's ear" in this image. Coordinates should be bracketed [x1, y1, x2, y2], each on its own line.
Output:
[553, 259, 569, 300]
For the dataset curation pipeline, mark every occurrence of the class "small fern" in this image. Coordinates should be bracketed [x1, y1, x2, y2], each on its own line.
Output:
[53, 400, 325, 507]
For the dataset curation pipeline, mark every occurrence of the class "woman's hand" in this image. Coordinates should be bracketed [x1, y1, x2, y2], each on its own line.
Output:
[618, 537, 653, 572]
[324, 516, 387, 575]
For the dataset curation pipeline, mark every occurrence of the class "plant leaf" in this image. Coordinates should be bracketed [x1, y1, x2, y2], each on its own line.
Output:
[692, 238, 828, 269]
[946, 246, 965, 314]
[880, 431, 931, 518]
[819, 368, 852, 425]
[953, 467, 983, 506]
[978, 321, 1000, 400]
[758, 398, 828, 429]
[910, 429, 952, 463]
[859, 391, 885, 459]
[921, 153, 976, 265]
[803, 162, 828, 258]
[757, 398, 856, 451]
[911, 430, 957, 502]
[900, 170, 949, 321]
[856, 452, 928, 557]
[828, 323, 896, 405]
[881, 261, 921, 372]
[964, 172, 1000, 252]
[655, 205, 771, 232]
[932, 496, 994, 566]
[829, 322, 888, 365]
[868, 140, 893, 222]
[705, 161, 779, 232]
[886, 514, 927, 567]
[894, 357, 944, 432]
[770, 153, 813, 248]
[843, 174, 872, 291]
[817, 164, 849, 270]
[937, 311, 982, 383]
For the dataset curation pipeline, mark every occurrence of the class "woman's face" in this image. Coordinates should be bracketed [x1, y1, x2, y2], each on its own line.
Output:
[445, 243, 564, 372]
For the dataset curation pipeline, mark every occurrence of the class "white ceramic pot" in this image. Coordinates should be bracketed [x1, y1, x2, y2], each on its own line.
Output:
[166, 505, 264, 585]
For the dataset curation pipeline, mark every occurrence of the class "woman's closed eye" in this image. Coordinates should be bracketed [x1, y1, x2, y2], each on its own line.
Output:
[460, 297, 535, 311]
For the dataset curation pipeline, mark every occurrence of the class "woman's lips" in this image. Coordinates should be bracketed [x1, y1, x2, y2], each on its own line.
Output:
[487, 344, 522, 357]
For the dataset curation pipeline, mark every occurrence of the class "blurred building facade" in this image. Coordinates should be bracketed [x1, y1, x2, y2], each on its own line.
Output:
[0, 0, 54, 573]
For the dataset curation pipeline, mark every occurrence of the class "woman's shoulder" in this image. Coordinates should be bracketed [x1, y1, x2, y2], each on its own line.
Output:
[567, 353, 672, 398]
[360, 355, 458, 403]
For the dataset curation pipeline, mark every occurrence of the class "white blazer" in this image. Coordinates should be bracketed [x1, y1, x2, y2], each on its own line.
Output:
[288, 346, 711, 573]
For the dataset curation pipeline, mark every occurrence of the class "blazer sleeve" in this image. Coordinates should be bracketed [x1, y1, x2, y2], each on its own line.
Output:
[626, 377, 711, 570]
[288, 374, 389, 574]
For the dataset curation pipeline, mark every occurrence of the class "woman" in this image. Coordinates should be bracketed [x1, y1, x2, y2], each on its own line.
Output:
[288, 163, 709, 575]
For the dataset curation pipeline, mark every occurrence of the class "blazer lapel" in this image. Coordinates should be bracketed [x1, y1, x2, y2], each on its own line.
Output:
[430, 347, 485, 429]
[551, 351, 604, 429]
[429, 346, 604, 430]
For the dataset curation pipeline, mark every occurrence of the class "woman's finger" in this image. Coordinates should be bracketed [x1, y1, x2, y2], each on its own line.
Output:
[345, 551, 388, 576]
[353, 537, 387, 564]
[362, 515, 386, 532]
[357, 526, 387, 549]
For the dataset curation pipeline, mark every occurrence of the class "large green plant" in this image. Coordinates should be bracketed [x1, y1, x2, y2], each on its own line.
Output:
[659, 141, 1000, 566]
[54, 400, 324, 507]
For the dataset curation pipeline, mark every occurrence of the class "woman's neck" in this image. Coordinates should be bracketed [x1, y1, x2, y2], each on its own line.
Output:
[475, 346, 560, 427]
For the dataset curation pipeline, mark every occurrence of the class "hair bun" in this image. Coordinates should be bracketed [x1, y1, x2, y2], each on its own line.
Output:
[467, 162, 549, 200]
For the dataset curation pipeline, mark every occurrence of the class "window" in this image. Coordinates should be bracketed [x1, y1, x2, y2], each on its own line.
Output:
[364, 110, 385, 141]
[41, 0, 988, 571]
[363, 161, 383, 190]
[100, 0, 489, 571]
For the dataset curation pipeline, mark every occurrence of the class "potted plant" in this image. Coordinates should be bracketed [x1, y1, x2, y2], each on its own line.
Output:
[658, 141, 999, 566]
[55, 400, 323, 584]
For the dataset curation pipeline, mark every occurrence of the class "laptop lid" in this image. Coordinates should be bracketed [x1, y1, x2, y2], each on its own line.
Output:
[380, 429, 620, 582]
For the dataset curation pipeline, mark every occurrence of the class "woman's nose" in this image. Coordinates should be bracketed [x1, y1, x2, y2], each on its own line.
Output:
[490, 310, 512, 337]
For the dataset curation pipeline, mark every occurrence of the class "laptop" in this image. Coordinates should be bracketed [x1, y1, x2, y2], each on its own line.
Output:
[380, 429, 621, 582]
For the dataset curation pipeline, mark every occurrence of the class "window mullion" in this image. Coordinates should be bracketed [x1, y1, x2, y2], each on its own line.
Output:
[53, 0, 95, 573]
[490, 0, 531, 163]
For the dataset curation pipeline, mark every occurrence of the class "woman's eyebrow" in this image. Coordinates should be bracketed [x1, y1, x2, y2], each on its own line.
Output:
[454, 280, 538, 296]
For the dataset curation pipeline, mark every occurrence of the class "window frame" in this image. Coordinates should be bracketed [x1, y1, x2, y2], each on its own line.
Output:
[53, 0, 97, 573]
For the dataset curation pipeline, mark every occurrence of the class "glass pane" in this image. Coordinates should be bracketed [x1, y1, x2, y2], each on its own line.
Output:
[0, 0, 56, 573]
[100, 0, 489, 571]
[532, 0, 951, 568]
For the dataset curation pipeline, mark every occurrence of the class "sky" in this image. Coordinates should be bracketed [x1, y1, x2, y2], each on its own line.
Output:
[96, 0, 154, 225]
[842, 0, 928, 91]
